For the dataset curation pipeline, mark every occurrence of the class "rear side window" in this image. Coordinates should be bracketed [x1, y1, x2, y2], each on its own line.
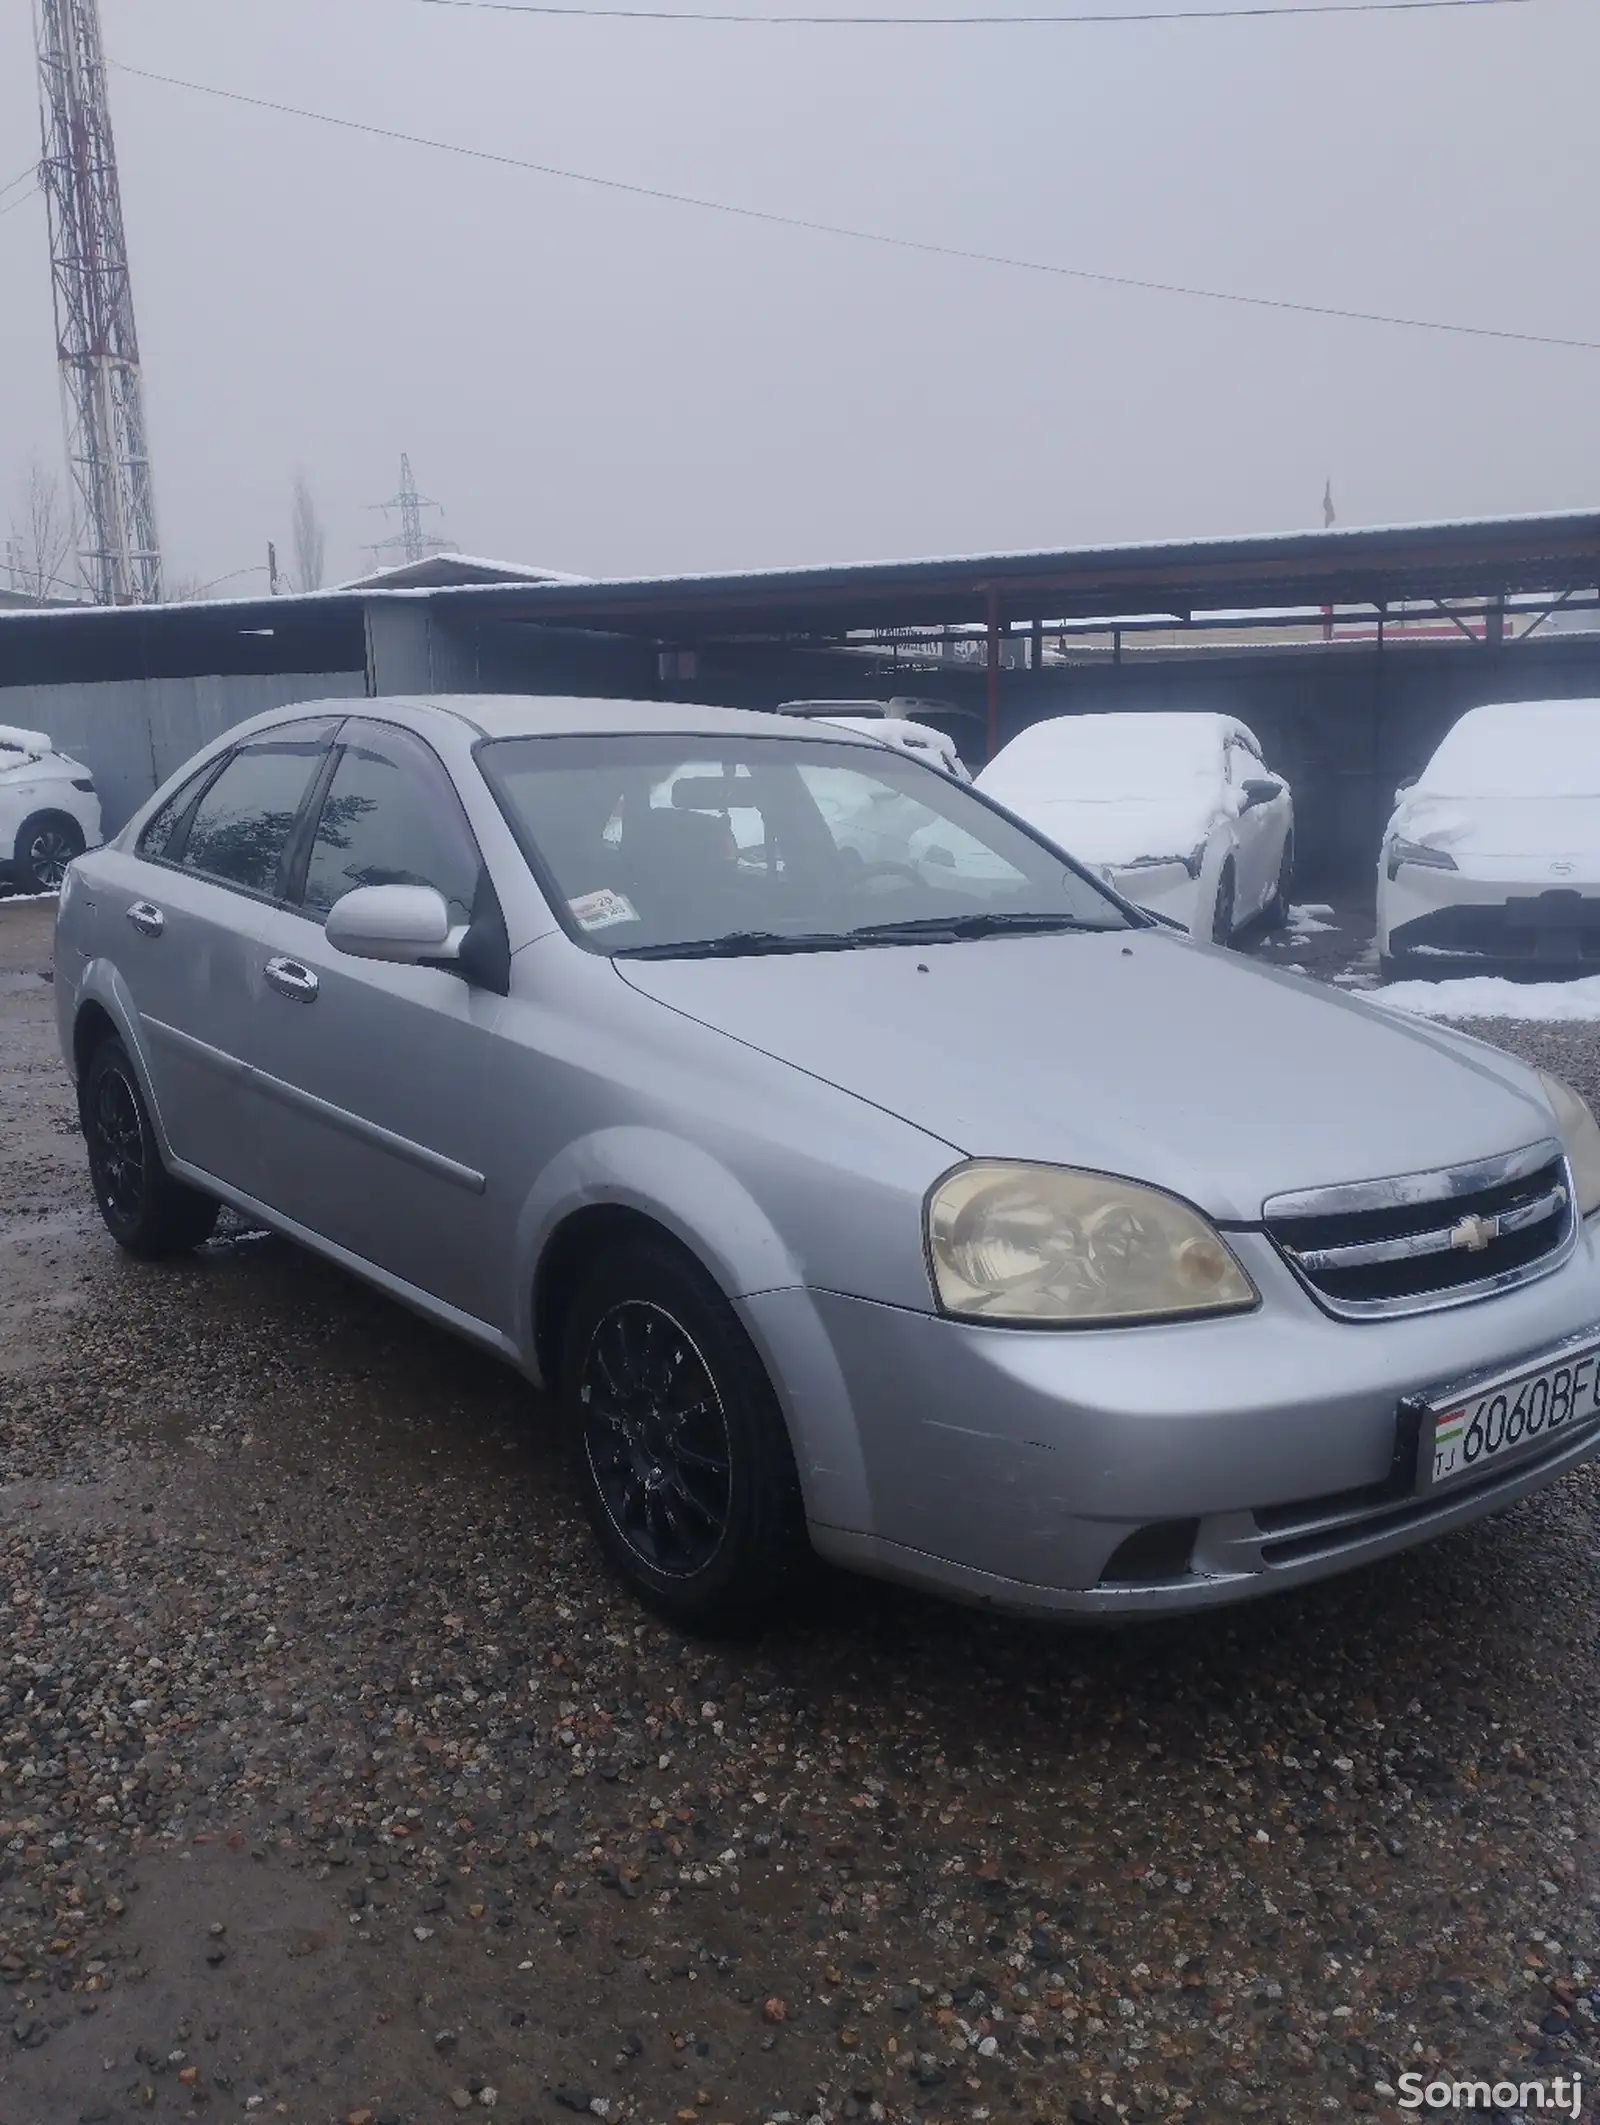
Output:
[300, 721, 481, 926]
[179, 728, 334, 897]
[137, 767, 212, 862]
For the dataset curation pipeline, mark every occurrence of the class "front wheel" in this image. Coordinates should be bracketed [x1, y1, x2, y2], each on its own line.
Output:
[1263, 831, 1294, 928]
[81, 1035, 220, 1257]
[560, 1240, 811, 1632]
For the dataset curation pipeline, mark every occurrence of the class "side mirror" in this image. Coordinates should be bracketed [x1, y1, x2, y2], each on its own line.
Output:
[1394, 773, 1419, 803]
[325, 883, 462, 965]
[1240, 778, 1280, 810]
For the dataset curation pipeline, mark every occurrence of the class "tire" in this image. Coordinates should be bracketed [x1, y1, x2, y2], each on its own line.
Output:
[80, 1034, 220, 1257]
[1263, 831, 1294, 928]
[559, 1238, 811, 1632]
[1210, 860, 1237, 946]
[14, 811, 85, 895]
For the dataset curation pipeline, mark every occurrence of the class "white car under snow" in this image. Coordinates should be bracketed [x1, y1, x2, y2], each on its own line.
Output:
[775, 701, 972, 781]
[976, 710, 1294, 942]
[1377, 697, 1600, 982]
[0, 724, 103, 895]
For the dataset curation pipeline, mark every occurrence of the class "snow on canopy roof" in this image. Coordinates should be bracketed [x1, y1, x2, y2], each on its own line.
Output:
[1421, 698, 1600, 797]
[336, 553, 593, 592]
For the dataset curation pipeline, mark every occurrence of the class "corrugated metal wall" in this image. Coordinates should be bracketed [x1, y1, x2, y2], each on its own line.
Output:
[2, 671, 367, 834]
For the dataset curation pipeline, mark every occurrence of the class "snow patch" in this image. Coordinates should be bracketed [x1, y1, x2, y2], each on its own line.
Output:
[1287, 905, 1336, 934]
[1368, 973, 1600, 1023]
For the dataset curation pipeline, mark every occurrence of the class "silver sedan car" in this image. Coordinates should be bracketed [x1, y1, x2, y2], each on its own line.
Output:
[54, 695, 1600, 1629]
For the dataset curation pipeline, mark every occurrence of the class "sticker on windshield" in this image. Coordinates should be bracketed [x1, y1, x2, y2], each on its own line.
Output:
[569, 888, 639, 932]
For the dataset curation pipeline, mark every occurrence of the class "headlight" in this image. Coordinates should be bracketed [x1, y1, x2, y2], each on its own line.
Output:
[1538, 1070, 1600, 1218]
[1386, 838, 1459, 883]
[926, 1161, 1258, 1325]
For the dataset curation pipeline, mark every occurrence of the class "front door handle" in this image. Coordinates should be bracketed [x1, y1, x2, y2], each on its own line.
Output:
[264, 956, 319, 1003]
[126, 901, 165, 939]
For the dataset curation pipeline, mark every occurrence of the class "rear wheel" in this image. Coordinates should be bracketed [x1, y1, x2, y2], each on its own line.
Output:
[81, 1035, 220, 1257]
[14, 811, 85, 895]
[560, 1239, 811, 1632]
[1210, 860, 1237, 946]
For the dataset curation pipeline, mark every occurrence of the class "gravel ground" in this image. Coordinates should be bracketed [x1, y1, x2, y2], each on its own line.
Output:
[5, 895, 1600, 2125]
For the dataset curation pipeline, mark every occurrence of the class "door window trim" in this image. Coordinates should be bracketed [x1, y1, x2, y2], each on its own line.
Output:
[289, 715, 489, 926]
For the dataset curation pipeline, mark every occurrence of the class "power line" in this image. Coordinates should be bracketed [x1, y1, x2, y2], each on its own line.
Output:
[0, 183, 41, 222]
[116, 61, 1600, 356]
[0, 163, 38, 204]
[416, 0, 1527, 21]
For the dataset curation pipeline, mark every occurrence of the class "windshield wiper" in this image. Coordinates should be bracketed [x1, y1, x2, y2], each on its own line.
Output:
[616, 929, 864, 960]
[846, 912, 1116, 944]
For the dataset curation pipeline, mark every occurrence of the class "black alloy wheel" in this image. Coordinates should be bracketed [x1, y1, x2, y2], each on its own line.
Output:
[80, 1035, 220, 1257]
[560, 1239, 811, 1630]
[86, 1051, 147, 1232]
[580, 1299, 734, 1580]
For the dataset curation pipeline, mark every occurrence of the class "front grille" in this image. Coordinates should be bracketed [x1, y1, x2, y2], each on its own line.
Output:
[1253, 1405, 1600, 1568]
[1263, 1139, 1574, 1319]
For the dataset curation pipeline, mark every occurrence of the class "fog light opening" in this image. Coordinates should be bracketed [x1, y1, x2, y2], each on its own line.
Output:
[1098, 1519, 1201, 1587]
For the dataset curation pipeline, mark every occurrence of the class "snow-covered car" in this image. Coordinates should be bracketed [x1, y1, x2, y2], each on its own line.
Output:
[976, 711, 1294, 942]
[1378, 698, 1600, 983]
[0, 723, 103, 894]
[776, 700, 972, 781]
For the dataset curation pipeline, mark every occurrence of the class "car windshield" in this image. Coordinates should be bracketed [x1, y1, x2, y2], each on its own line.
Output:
[1420, 704, 1600, 798]
[478, 732, 1130, 957]
[981, 715, 1224, 805]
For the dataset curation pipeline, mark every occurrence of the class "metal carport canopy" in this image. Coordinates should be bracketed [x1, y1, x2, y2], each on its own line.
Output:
[422, 510, 1600, 638]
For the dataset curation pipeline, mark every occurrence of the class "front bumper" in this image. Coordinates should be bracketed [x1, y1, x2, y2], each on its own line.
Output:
[1380, 858, 1600, 969]
[739, 1217, 1600, 1617]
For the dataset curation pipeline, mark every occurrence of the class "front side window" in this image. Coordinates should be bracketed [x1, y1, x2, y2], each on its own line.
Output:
[179, 725, 335, 896]
[479, 732, 1128, 958]
[301, 721, 481, 925]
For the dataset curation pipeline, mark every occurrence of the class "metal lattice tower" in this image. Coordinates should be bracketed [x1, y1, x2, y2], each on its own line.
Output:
[34, 0, 163, 605]
[369, 454, 453, 568]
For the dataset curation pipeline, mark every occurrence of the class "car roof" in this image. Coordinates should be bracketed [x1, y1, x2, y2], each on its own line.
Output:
[388, 693, 883, 745]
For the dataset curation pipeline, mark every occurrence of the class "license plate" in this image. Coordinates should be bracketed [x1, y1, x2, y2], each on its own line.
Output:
[1421, 1336, 1600, 1491]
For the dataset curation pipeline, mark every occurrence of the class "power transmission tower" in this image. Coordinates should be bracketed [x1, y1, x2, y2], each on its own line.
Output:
[34, 0, 164, 605]
[368, 454, 453, 569]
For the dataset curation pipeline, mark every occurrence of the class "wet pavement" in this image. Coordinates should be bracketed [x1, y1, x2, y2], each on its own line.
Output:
[4, 893, 1600, 2125]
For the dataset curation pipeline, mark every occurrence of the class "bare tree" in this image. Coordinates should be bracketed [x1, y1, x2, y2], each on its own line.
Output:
[7, 459, 74, 604]
[290, 472, 327, 593]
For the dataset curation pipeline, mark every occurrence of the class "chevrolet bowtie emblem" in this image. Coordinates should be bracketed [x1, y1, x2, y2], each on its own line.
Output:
[1450, 1213, 1498, 1253]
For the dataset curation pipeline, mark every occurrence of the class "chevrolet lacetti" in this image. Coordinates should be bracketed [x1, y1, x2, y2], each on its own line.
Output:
[52, 696, 1600, 1629]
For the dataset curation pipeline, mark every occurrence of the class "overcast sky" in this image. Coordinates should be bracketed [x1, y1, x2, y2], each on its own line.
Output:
[1, 0, 1595, 592]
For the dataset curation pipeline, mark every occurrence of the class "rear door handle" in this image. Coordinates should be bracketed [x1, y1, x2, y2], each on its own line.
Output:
[264, 956, 319, 1003]
[126, 901, 165, 939]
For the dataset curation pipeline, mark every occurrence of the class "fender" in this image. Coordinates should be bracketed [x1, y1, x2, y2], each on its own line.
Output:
[70, 957, 179, 1163]
[513, 1123, 806, 1379]
[514, 1126, 877, 1530]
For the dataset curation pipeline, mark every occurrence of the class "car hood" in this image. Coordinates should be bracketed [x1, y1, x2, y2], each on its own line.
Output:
[987, 795, 1213, 869]
[616, 930, 1554, 1221]
[1391, 793, 1600, 863]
